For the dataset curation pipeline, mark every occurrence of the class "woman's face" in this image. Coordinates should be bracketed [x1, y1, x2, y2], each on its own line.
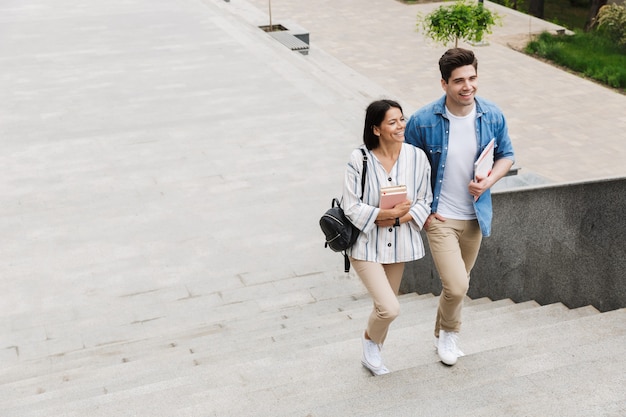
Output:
[374, 107, 405, 144]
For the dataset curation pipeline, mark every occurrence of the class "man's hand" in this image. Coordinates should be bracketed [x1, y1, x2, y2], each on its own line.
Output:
[469, 158, 514, 201]
[424, 213, 446, 231]
[469, 175, 492, 201]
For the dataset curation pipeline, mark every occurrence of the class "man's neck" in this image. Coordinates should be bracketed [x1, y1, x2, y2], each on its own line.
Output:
[445, 99, 476, 117]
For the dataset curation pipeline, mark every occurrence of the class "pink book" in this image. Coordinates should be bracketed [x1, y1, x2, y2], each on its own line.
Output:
[380, 185, 407, 209]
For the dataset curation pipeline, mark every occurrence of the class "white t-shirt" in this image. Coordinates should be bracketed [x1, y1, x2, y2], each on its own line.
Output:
[437, 106, 477, 220]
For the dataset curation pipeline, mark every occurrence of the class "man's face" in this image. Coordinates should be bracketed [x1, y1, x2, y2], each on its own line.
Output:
[441, 64, 478, 115]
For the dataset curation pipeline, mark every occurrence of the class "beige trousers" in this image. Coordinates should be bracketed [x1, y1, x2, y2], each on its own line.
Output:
[350, 259, 405, 345]
[426, 218, 482, 337]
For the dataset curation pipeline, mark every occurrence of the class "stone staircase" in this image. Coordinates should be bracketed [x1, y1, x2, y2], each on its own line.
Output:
[1, 1, 624, 416]
[1, 270, 624, 417]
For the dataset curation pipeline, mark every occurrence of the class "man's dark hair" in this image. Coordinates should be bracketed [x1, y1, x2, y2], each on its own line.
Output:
[363, 99, 403, 150]
[439, 48, 478, 83]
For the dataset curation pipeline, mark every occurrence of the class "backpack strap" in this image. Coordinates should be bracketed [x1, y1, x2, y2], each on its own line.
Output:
[359, 148, 367, 201]
[344, 148, 368, 273]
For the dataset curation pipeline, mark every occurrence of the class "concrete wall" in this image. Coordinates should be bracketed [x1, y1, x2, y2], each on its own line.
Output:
[401, 177, 626, 312]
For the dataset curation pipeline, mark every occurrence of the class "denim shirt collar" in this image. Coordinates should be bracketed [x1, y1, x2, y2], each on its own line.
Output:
[432, 95, 489, 119]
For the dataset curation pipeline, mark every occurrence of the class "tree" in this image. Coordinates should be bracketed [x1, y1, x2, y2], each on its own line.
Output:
[593, 3, 626, 48]
[528, 0, 545, 19]
[417, 0, 502, 47]
[585, 0, 608, 31]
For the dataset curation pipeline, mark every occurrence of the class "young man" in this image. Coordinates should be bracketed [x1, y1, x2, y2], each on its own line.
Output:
[404, 48, 515, 366]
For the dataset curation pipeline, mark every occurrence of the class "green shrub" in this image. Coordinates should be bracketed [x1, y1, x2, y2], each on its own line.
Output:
[417, 1, 501, 47]
[595, 4, 626, 50]
[525, 30, 626, 90]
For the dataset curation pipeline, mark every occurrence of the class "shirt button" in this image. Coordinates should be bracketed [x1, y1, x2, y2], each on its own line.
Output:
[388, 177, 392, 182]
[387, 243, 392, 247]
[388, 227, 393, 232]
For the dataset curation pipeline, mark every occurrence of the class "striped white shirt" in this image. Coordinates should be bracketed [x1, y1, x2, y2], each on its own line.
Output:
[343, 143, 432, 263]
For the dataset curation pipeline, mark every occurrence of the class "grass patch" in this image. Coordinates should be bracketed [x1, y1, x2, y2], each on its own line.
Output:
[526, 31, 626, 91]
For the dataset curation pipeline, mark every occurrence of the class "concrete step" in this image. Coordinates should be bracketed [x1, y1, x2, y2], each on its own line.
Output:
[185, 308, 626, 417]
[334, 336, 626, 417]
[111, 308, 623, 417]
[0, 294, 498, 410]
[353, 311, 626, 417]
[1, 296, 619, 416]
[0, 296, 590, 392]
[0, 290, 403, 382]
[0, 292, 426, 391]
[0, 270, 372, 364]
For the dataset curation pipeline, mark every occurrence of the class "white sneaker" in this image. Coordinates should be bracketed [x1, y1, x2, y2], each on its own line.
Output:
[437, 330, 464, 366]
[361, 333, 389, 375]
[369, 364, 390, 376]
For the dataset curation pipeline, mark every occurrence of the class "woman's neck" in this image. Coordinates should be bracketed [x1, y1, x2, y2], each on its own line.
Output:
[373, 142, 402, 173]
[374, 142, 402, 160]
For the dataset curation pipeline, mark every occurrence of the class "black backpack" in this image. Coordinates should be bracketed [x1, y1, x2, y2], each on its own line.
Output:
[319, 148, 367, 272]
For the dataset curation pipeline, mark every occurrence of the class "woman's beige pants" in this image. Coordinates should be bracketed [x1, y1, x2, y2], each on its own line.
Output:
[350, 259, 405, 345]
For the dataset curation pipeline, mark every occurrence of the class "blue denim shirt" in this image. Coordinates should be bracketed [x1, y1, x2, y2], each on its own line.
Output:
[405, 95, 515, 237]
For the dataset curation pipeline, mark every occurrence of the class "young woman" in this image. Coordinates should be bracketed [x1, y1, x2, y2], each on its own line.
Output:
[343, 99, 432, 375]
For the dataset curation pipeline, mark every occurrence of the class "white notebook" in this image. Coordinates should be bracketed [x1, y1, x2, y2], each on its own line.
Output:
[474, 138, 495, 181]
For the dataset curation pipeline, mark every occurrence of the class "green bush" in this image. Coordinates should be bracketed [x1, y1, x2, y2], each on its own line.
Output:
[595, 4, 626, 50]
[417, 1, 501, 47]
[526, 30, 626, 90]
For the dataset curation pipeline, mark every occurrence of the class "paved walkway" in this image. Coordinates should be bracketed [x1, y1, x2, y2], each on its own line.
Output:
[0, 0, 393, 359]
[0, 0, 624, 367]
[243, 0, 626, 184]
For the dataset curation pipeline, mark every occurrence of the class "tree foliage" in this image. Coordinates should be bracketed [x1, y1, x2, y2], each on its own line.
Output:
[594, 3, 626, 49]
[417, 1, 502, 47]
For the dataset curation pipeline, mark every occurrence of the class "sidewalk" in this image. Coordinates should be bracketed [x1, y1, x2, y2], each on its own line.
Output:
[0, 0, 393, 357]
[242, 0, 626, 184]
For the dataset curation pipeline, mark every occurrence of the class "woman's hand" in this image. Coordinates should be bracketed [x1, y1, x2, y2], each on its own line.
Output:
[392, 200, 411, 218]
[374, 200, 411, 227]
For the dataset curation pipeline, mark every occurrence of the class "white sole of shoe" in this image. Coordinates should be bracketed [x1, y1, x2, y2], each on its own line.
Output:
[438, 354, 457, 366]
[361, 360, 390, 376]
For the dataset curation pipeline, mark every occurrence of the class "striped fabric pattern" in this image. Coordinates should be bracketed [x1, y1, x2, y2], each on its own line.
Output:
[343, 143, 432, 264]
